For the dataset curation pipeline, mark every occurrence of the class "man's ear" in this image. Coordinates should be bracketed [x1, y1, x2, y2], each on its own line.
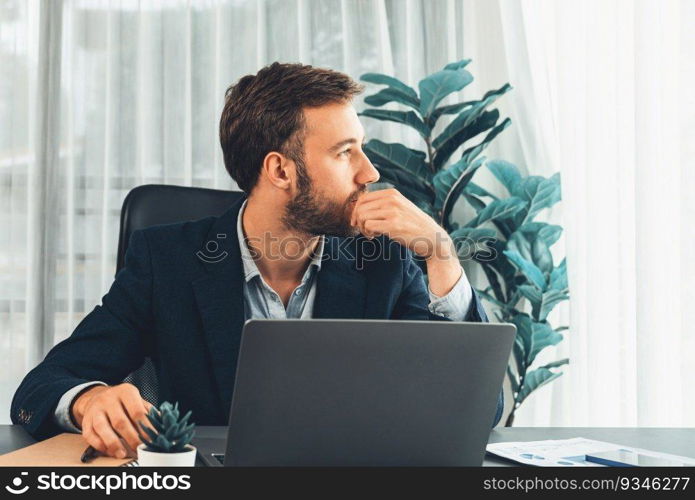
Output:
[261, 151, 292, 191]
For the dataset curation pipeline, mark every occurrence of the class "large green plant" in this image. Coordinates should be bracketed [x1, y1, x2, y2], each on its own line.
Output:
[359, 60, 569, 426]
[463, 161, 568, 426]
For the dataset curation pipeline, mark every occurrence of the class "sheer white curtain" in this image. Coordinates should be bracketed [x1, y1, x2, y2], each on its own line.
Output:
[1, 0, 499, 423]
[497, 0, 695, 427]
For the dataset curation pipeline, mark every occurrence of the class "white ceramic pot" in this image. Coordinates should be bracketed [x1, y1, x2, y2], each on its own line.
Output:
[137, 444, 197, 467]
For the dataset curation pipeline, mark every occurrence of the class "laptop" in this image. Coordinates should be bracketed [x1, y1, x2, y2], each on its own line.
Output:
[197, 318, 515, 466]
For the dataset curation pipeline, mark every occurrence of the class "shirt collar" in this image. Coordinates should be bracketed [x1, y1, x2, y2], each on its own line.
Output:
[236, 199, 325, 283]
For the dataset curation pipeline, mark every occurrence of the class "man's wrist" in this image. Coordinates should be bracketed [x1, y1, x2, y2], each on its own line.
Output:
[423, 230, 457, 262]
[70, 385, 108, 429]
[425, 232, 463, 297]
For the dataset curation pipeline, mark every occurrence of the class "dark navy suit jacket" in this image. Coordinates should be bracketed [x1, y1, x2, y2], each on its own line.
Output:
[11, 196, 504, 439]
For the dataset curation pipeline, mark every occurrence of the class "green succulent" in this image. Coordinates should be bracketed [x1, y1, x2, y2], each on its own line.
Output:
[139, 401, 196, 453]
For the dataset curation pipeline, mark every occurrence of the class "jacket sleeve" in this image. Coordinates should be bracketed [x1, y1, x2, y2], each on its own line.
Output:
[10, 230, 154, 440]
[391, 253, 505, 428]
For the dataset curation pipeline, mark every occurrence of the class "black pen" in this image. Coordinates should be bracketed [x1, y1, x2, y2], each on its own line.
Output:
[80, 445, 100, 463]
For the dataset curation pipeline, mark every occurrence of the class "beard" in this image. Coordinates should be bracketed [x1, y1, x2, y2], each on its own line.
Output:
[281, 157, 366, 237]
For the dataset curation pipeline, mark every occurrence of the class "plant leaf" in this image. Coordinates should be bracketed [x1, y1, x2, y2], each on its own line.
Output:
[432, 109, 499, 170]
[464, 193, 486, 212]
[476, 238, 517, 288]
[428, 101, 475, 127]
[359, 109, 431, 139]
[503, 249, 546, 291]
[480, 264, 507, 304]
[443, 58, 472, 71]
[436, 156, 486, 224]
[539, 358, 569, 370]
[364, 87, 420, 110]
[363, 139, 431, 184]
[517, 368, 562, 403]
[507, 365, 520, 393]
[431, 83, 512, 169]
[152, 434, 171, 452]
[465, 197, 526, 229]
[528, 321, 563, 366]
[450, 227, 497, 241]
[539, 289, 570, 321]
[459, 117, 512, 166]
[451, 227, 497, 258]
[506, 231, 533, 264]
[360, 72, 419, 101]
[432, 82, 511, 151]
[519, 222, 563, 247]
[374, 164, 434, 207]
[487, 159, 522, 195]
[517, 284, 542, 306]
[549, 258, 568, 291]
[465, 181, 498, 200]
[139, 422, 159, 444]
[511, 314, 534, 363]
[513, 337, 526, 376]
[475, 287, 508, 309]
[418, 69, 474, 117]
[513, 172, 562, 224]
[532, 237, 553, 274]
[507, 228, 553, 275]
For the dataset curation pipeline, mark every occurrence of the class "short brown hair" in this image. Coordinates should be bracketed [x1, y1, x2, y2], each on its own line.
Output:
[219, 62, 364, 193]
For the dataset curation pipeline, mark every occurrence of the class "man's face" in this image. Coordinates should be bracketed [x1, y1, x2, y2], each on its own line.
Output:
[282, 102, 380, 237]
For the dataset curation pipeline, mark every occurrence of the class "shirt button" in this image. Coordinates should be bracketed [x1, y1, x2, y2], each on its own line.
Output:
[294, 289, 302, 296]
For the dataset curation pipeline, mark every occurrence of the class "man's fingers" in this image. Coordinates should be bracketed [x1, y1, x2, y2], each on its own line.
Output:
[120, 388, 151, 441]
[363, 220, 389, 238]
[91, 412, 128, 458]
[353, 207, 392, 223]
[81, 414, 108, 455]
[353, 196, 386, 213]
[353, 208, 395, 236]
[355, 188, 399, 205]
[109, 404, 144, 453]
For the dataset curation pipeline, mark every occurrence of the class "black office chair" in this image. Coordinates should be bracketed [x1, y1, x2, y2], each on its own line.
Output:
[116, 184, 244, 404]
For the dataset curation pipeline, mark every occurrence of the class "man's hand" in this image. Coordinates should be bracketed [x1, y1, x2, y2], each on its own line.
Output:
[70, 383, 153, 458]
[351, 188, 463, 296]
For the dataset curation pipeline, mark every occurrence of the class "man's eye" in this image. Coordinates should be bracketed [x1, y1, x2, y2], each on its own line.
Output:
[339, 149, 351, 157]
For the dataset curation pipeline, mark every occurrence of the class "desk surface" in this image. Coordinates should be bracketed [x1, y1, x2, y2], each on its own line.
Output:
[1, 425, 693, 466]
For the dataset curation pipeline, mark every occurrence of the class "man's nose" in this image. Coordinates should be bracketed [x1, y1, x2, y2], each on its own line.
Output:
[356, 151, 380, 185]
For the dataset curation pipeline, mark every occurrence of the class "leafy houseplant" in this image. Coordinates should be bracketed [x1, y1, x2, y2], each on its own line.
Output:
[463, 161, 568, 426]
[358, 60, 569, 426]
[137, 401, 196, 466]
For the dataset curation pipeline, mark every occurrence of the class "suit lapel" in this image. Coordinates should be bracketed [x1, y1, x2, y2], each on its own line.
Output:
[191, 196, 246, 418]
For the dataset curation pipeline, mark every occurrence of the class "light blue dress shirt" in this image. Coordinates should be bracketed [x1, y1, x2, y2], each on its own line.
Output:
[54, 200, 473, 431]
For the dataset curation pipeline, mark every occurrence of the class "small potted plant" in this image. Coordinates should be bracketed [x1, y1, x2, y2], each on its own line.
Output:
[137, 401, 196, 466]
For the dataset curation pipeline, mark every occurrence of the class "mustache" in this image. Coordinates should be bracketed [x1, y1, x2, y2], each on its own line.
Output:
[348, 186, 368, 203]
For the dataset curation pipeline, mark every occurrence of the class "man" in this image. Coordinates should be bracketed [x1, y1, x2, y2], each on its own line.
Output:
[12, 62, 503, 458]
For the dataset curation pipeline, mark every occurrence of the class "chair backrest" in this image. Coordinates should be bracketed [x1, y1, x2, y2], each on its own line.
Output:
[117, 184, 244, 404]
[116, 184, 244, 274]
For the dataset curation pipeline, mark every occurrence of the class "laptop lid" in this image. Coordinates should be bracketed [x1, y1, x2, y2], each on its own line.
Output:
[224, 319, 515, 466]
